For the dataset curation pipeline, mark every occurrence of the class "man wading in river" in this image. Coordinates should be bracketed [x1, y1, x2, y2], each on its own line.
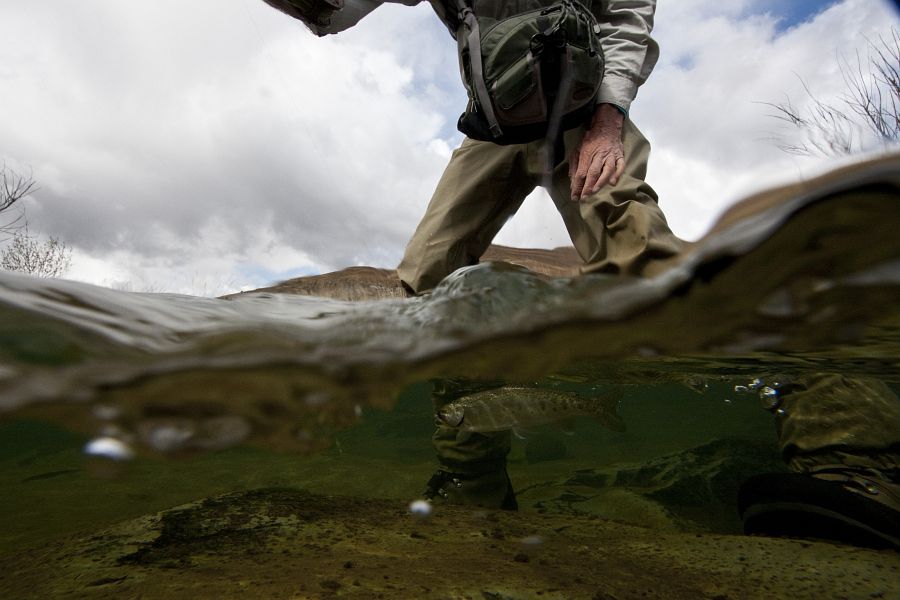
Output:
[264, 0, 900, 549]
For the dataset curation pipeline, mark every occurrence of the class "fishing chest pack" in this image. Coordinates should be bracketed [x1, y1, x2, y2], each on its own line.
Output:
[262, 0, 605, 145]
[451, 0, 605, 145]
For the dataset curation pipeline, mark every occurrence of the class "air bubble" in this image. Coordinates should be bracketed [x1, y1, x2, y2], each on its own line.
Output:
[408, 499, 433, 517]
[759, 386, 782, 411]
[84, 437, 134, 461]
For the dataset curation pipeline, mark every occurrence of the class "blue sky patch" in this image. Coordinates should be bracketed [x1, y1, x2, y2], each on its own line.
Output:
[747, 0, 844, 33]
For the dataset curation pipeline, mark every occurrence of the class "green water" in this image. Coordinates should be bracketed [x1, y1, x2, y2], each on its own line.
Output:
[0, 378, 783, 555]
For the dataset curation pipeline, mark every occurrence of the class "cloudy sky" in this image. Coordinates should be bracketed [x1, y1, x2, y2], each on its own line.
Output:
[0, 0, 897, 295]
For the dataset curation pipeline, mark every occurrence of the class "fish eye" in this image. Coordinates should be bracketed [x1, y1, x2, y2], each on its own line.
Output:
[438, 408, 465, 427]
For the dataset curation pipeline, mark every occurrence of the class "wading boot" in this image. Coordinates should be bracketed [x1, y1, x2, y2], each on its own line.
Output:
[739, 466, 900, 550]
[423, 469, 518, 510]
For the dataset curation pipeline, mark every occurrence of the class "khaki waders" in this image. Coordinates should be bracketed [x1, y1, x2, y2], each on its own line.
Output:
[401, 119, 683, 506]
[397, 118, 683, 295]
[399, 121, 900, 509]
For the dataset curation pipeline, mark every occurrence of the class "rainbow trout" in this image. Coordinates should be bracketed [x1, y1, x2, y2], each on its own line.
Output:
[436, 387, 626, 433]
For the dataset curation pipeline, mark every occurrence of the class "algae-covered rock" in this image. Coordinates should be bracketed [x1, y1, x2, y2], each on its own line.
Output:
[2, 487, 896, 599]
[611, 438, 786, 506]
[516, 438, 786, 533]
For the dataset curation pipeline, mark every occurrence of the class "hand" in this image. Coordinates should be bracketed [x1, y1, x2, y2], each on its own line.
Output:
[569, 103, 626, 201]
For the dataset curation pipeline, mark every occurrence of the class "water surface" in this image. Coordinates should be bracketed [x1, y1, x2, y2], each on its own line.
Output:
[1, 155, 899, 597]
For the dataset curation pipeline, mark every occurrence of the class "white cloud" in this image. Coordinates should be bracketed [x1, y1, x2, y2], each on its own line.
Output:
[1, 0, 456, 291]
[0, 0, 897, 291]
[633, 0, 897, 239]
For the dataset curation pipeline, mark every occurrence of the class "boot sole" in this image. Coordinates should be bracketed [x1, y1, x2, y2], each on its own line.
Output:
[739, 473, 900, 550]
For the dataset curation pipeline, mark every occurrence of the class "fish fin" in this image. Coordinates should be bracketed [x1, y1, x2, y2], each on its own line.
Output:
[593, 389, 627, 433]
[558, 418, 577, 436]
[591, 413, 627, 433]
[512, 428, 529, 440]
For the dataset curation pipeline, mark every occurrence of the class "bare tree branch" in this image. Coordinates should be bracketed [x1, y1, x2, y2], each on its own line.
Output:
[1, 222, 72, 278]
[762, 27, 899, 157]
[0, 165, 72, 278]
[0, 163, 38, 240]
[1, 163, 37, 213]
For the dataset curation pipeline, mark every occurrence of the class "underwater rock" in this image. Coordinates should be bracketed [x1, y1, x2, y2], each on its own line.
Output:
[612, 439, 786, 510]
[612, 438, 787, 531]
[517, 439, 786, 532]
[610, 438, 786, 505]
[2, 487, 896, 599]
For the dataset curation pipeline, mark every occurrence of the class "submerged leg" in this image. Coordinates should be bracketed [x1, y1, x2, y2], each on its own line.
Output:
[425, 378, 517, 510]
[740, 374, 900, 549]
[398, 139, 536, 506]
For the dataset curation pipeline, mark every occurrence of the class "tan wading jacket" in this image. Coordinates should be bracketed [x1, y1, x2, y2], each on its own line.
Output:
[263, 0, 658, 112]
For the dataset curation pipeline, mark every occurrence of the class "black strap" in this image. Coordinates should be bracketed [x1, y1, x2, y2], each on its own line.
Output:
[461, 8, 504, 138]
[453, 0, 601, 145]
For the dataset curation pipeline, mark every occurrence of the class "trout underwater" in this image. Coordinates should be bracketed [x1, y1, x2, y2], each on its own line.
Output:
[435, 387, 626, 433]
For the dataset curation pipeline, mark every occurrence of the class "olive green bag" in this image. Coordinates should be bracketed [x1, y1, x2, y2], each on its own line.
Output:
[455, 0, 605, 145]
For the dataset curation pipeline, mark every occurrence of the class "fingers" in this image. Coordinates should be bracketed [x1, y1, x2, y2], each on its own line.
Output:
[567, 149, 579, 181]
[568, 151, 583, 201]
[609, 156, 625, 187]
[584, 155, 615, 195]
[570, 153, 603, 201]
[571, 152, 623, 200]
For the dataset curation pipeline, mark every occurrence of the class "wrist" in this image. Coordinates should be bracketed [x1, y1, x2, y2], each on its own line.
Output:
[588, 103, 625, 134]
[594, 103, 625, 121]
